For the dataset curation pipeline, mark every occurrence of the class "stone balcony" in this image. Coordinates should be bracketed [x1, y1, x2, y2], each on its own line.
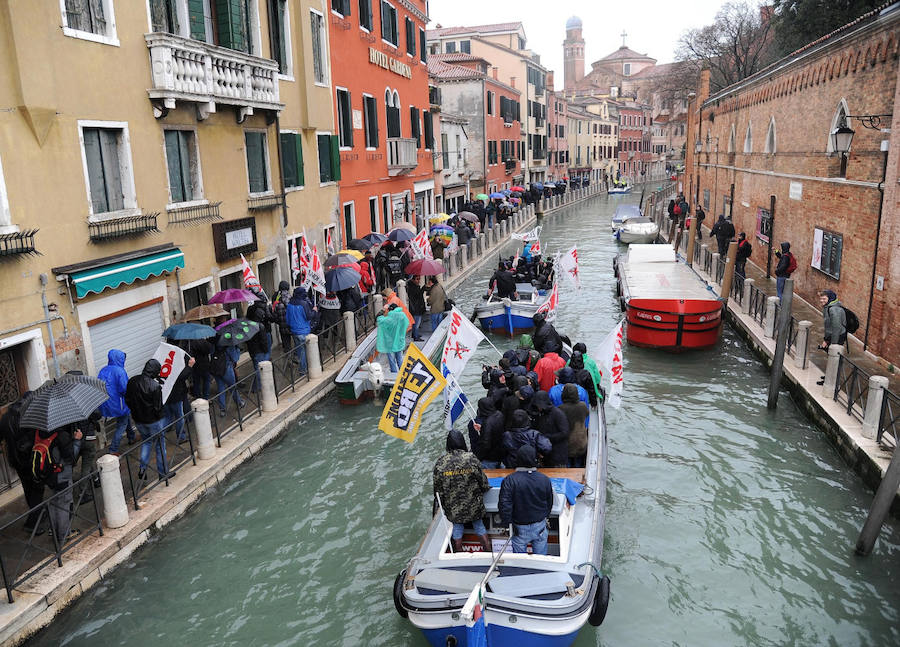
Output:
[145, 33, 283, 120]
[387, 138, 418, 176]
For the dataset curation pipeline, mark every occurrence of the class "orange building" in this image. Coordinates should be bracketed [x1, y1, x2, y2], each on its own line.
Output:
[327, 0, 434, 242]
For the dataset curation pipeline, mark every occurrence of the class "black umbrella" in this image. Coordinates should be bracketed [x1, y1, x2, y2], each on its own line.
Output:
[20, 375, 109, 432]
[347, 238, 370, 252]
[325, 266, 362, 292]
[216, 319, 261, 347]
[457, 211, 479, 223]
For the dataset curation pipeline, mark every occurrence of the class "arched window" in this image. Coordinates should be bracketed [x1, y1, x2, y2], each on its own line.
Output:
[743, 122, 752, 153]
[826, 99, 851, 153]
[765, 118, 776, 154]
[727, 124, 736, 153]
[386, 88, 401, 138]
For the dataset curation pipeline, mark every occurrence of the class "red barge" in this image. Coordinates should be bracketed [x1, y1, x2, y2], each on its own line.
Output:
[614, 245, 723, 350]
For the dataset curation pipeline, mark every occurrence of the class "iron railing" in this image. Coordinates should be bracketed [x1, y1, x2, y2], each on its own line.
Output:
[731, 272, 744, 305]
[353, 302, 377, 341]
[247, 193, 285, 211]
[209, 370, 262, 446]
[833, 353, 871, 422]
[0, 229, 39, 258]
[878, 388, 900, 446]
[748, 283, 768, 327]
[88, 213, 160, 242]
[318, 319, 348, 367]
[0, 471, 102, 603]
[167, 201, 223, 225]
[270, 343, 310, 398]
[702, 248, 713, 275]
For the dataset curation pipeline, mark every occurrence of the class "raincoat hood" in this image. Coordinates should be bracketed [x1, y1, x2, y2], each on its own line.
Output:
[107, 349, 126, 368]
[781, 242, 791, 253]
[572, 342, 587, 355]
[823, 290, 837, 304]
[531, 390, 553, 412]
[476, 397, 497, 417]
[446, 429, 467, 452]
[510, 409, 531, 430]
[562, 383, 580, 404]
[517, 385, 535, 401]
[525, 371, 539, 389]
[518, 334, 534, 349]
[569, 351, 584, 370]
[503, 349, 520, 366]
[376, 308, 409, 354]
[142, 359, 162, 379]
[516, 444, 538, 468]
[555, 366, 576, 384]
[289, 287, 309, 306]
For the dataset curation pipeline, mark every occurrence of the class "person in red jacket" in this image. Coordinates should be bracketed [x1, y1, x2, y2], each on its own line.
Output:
[534, 351, 565, 392]
[358, 250, 376, 301]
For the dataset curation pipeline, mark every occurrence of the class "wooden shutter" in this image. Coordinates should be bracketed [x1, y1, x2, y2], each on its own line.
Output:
[406, 18, 414, 55]
[330, 135, 342, 181]
[296, 133, 305, 186]
[164, 130, 185, 203]
[424, 112, 433, 150]
[410, 107, 420, 148]
[280, 132, 298, 188]
[359, 0, 372, 30]
[83, 128, 108, 214]
[187, 0, 206, 40]
[380, 1, 390, 41]
[99, 129, 124, 211]
[245, 132, 267, 193]
[215, 0, 247, 52]
[419, 28, 426, 63]
[317, 134, 331, 183]
[365, 97, 379, 148]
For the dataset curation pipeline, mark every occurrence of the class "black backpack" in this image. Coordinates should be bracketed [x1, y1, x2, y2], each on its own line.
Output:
[843, 307, 860, 334]
[209, 348, 228, 377]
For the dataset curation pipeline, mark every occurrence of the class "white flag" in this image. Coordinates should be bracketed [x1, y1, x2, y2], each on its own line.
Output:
[511, 225, 542, 241]
[442, 367, 470, 431]
[596, 321, 624, 408]
[440, 307, 486, 378]
[152, 342, 188, 405]
[558, 245, 580, 288]
[536, 280, 559, 323]
[410, 228, 433, 260]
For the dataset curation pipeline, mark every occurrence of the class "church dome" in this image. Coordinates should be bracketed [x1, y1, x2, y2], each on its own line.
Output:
[566, 16, 582, 30]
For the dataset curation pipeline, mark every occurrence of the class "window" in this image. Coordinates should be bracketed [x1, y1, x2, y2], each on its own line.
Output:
[192, 0, 255, 53]
[812, 228, 843, 279]
[343, 202, 355, 240]
[419, 28, 426, 63]
[150, 0, 178, 33]
[380, 1, 397, 46]
[323, 224, 338, 252]
[268, 0, 290, 75]
[244, 131, 270, 194]
[279, 131, 305, 188]
[765, 118, 776, 154]
[441, 133, 449, 167]
[79, 123, 136, 217]
[460, 40, 470, 54]
[623, 63, 631, 76]
[363, 95, 379, 148]
[359, 0, 372, 30]
[369, 197, 378, 233]
[337, 89, 353, 148]
[257, 258, 278, 299]
[63, 0, 117, 44]
[517, 36, 525, 50]
[703, 189, 710, 210]
[728, 124, 736, 153]
[487, 91, 494, 116]
[386, 90, 401, 138]
[743, 123, 752, 153]
[311, 10, 327, 85]
[405, 17, 415, 56]
[332, 0, 350, 16]
[445, 41, 457, 54]
[182, 280, 211, 314]
[382, 195, 390, 232]
[317, 133, 341, 183]
[164, 129, 202, 204]
[423, 112, 434, 150]
[410, 107, 421, 148]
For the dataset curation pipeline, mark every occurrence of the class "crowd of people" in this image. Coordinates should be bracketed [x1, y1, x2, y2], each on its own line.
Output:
[432, 312, 604, 555]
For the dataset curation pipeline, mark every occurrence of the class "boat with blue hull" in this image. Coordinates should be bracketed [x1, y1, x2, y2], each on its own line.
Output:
[393, 400, 610, 646]
[474, 283, 550, 337]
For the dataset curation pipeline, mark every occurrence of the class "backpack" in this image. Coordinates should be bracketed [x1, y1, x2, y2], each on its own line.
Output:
[209, 348, 228, 377]
[786, 253, 798, 275]
[842, 307, 860, 334]
[31, 430, 62, 486]
[673, 204, 682, 216]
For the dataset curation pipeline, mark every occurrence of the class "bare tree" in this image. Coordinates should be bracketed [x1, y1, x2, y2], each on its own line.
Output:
[676, 1, 777, 93]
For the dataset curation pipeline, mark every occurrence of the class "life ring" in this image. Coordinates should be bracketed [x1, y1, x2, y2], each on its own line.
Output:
[588, 575, 610, 626]
[393, 570, 409, 618]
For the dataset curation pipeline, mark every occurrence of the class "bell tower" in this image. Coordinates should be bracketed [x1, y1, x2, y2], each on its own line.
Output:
[563, 16, 585, 95]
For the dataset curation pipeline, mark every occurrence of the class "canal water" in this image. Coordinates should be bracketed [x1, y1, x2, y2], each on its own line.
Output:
[34, 195, 900, 646]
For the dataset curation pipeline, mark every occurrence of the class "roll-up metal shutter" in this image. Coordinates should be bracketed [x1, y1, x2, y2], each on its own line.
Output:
[89, 299, 165, 378]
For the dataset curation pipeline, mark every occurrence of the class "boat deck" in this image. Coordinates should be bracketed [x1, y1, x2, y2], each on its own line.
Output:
[484, 467, 586, 484]
[620, 256, 716, 301]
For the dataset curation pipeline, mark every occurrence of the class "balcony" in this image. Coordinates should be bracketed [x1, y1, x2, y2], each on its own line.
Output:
[429, 86, 442, 110]
[146, 33, 283, 119]
[505, 159, 517, 174]
[89, 213, 160, 243]
[387, 138, 418, 176]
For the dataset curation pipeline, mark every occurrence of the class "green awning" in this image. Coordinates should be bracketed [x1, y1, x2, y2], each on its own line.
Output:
[70, 248, 185, 298]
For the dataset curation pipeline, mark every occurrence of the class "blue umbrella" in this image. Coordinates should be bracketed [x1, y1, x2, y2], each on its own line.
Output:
[362, 232, 388, 246]
[501, 189, 512, 196]
[489, 192, 505, 199]
[325, 266, 362, 292]
[388, 227, 416, 242]
[163, 322, 217, 340]
[534, 183, 544, 190]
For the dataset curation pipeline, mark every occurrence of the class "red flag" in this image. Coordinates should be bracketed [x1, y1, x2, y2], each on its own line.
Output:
[536, 280, 559, 322]
[310, 244, 326, 294]
[240, 254, 264, 297]
[326, 229, 335, 256]
[290, 239, 300, 280]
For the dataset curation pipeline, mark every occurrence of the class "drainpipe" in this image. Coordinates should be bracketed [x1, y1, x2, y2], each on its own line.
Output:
[174, 266, 184, 319]
[863, 149, 889, 351]
[39, 274, 61, 378]
[274, 114, 289, 230]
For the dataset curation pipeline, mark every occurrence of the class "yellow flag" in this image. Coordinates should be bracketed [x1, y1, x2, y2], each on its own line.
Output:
[378, 343, 446, 443]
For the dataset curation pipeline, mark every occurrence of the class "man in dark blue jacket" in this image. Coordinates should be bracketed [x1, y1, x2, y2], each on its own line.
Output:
[499, 445, 554, 554]
[501, 410, 551, 468]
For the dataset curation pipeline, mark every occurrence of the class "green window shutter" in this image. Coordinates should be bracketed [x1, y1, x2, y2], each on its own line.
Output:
[177, 131, 193, 200]
[188, 0, 206, 40]
[215, 0, 247, 52]
[246, 132, 268, 193]
[99, 129, 124, 211]
[83, 128, 109, 214]
[296, 134, 305, 186]
[330, 135, 342, 181]
[164, 130, 185, 203]
[280, 132, 298, 188]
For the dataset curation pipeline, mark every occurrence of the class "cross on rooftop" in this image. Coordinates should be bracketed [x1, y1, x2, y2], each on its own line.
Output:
[621, 30, 627, 47]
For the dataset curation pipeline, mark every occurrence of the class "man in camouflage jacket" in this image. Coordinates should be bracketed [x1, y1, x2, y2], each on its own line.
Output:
[433, 429, 492, 553]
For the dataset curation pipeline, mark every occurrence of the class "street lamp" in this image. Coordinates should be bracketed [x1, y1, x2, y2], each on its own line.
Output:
[831, 121, 854, 177]
[694, 139, 703, 154]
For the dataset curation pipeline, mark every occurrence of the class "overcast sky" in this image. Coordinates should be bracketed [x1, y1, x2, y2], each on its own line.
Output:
[429, 0, 727, 89]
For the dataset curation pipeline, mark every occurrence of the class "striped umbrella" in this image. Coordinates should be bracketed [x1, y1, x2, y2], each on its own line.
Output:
[20, 375, 109, 432]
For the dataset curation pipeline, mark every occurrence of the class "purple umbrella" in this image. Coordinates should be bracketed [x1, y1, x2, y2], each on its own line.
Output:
[208, 288, 257, 305]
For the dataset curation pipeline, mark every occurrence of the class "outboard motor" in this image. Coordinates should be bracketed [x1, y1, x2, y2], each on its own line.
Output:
[363, 361, 384, 403]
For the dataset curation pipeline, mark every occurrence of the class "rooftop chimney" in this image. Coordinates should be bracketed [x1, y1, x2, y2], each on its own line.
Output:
[492, 67, 498, 80]
[510, 77, 516, 88]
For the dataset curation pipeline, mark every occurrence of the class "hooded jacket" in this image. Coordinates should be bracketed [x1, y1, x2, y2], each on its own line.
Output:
[502, 410, 552, 468]
[98, 349, 129, 418]
[498, 445, 553, 526]
[559, 384, 589, 459]
[246, 299, 273, 356]
[532, 318, 563, 355]
[822, 291, 847, 344]
[376, 307, 409, 353]
[535, 352, 566, 392]
[432, 430, 490, 524]
[530, 391, 570, 467]
[272, 281, 292, 334]
[407, 279, 427, 316]
[775, 242, 794, 277]
[469, 397, 505, 462]
[286, 288, 315, 336]
[570, 344, 604, 400]
[124, 359, 164, 424]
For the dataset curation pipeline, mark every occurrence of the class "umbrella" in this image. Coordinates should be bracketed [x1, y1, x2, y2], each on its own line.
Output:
[544, 182, 556, 188]
[392, 221, 417, 232]
[534, 183, 544, 190]
[20, 375, 109, 432]
[388, 227, 416, 242]
[324, 253, 363, 271]
[510, 197, 522, 204]
[430, 224, 454, 234]
[362, 232, 388, 246]
[489, 192, 504, 199]
[162, 322, 216, 340]
[457, 211, 479, 223]
[562, 176, 570, 180]
[325, 266, 362, 292]
[511, 186, 525, 192]
[183, 304, 228, 321]
[337, 248, 364, 260]
[216, 319, 260, 346]
[347, 238, 370, 252]
[405, 258, 445, 276]
[209, 288, 257, 305]
[475, 193, 489, 201]
[429, 213, 451, 222]
[501, 189, 512, 196]
[215, 318, 237, 330]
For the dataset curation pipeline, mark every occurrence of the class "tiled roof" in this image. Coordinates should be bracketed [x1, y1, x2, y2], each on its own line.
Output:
[430, 53, 486, 64]
[597, 46, 656, 62]
[428, 58, 483, 80]
[630, 61, 681, 79]
[427, 22, 523, 38]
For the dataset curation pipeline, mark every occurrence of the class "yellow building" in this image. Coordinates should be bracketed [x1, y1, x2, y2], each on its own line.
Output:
[0, 1, 339, 420]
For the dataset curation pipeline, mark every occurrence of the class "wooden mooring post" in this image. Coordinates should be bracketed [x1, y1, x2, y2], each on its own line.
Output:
[720, 241, 738, 303]
[767, 278, 793, 409]
[856, 447, 900, 555]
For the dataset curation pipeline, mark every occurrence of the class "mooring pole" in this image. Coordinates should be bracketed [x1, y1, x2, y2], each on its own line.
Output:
[767, 278, 793, 409]
[856, 446, 900, 555]
[720, 241, 738, 304]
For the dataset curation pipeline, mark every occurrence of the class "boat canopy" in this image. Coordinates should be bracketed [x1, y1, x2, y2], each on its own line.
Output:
[626, 244, 677, 263]
[611, 204, 642, 224]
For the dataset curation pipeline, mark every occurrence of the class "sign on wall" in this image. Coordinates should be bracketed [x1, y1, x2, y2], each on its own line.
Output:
[755, 207, 772, 244]
[368, 47, 412, 79]
[811, 228, 823, 270]
[212, 218, 258, 263]
[789, 181, 803, 201]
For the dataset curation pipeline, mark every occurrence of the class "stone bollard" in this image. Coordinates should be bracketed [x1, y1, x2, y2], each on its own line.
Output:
[191, 398, 216, 460]
[258, 360, 277, 412]
[97, 454, 129, 528]
[794, 320, 812, 369]
[741, 278, 754, 314]
[396, 278, 408, 306]
[343, 310, 358, 352]
[306, 333, 323, 379]
[456, 246, 464, 271]
[764, 296, 779, 337]
[700, 244, 709, 272]
[862, 375, 890, 439]
[373, 293, 384, 314]
[711, 252, 720, 279]
[822, 344, 844, 396]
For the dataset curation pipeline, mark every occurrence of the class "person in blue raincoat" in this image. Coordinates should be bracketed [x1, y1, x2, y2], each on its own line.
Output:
[98, 349, 134, 454]
[377, 304, 409, 372]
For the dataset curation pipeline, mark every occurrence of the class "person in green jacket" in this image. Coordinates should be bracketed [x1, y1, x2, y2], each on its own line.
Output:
[377, 304, 409, 372]
[568, 342, 603, 401]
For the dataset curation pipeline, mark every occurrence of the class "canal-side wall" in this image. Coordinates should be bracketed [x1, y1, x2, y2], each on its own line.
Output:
[0, 185, 605, 645]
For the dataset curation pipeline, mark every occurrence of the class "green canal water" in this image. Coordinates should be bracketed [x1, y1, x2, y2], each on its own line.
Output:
[33, 195, 900, 646]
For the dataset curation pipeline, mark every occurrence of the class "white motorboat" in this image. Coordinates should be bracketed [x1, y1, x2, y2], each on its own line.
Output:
[615, 216, 659, 244]
[474, 282, 551, 337]
[607, 184, 631, 194]
[610, 204, 643, 233]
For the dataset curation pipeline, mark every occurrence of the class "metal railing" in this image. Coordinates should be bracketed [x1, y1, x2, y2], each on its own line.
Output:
[209, 370, 263, 446]
[702, 249, 713, 275]
[0, 471, 102, 603]
[353, 302, 377, 341]
[878, 389, 900, 445]
[731, 272, 744, 305]
[748, 283, 768, 327]
[714, 256, 725, 285]
[270, 343, 310, 398]
[833, 353, 871, 422]
[318, 319, 348, 367]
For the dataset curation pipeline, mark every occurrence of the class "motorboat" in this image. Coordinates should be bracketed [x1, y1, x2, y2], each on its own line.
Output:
[607, 183, 631, 194]
[474, 283, 550, 337]
[614, 217, 659, 244]
[393, 401, 611, 646]
[334, 315, 451, 404]
[610, 204, 643, 233]
[614, 244, 722, 350]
